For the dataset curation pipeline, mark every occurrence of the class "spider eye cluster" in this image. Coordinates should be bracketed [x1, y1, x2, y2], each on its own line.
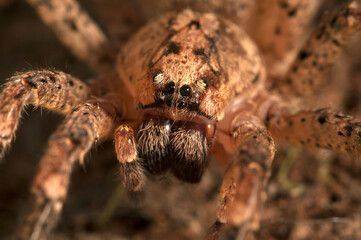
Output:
[153, 72, 209, 110]
[165, 82, 175, 94]
[180, 85, 192, 96]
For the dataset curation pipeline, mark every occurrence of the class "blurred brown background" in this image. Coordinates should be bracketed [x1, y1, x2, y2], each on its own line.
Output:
[0, 0, 361, 239]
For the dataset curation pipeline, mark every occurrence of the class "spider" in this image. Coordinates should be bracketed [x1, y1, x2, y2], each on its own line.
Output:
[0, 0, 361, 239]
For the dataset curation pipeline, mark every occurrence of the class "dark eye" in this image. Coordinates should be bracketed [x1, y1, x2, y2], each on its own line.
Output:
[180, 85, 192, 96]
[165, 82, 175, 94]
[177, 101, 187, 109]
[166, 99, 173, 107]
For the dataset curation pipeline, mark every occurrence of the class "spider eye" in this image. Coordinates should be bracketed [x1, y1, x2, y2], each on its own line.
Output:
[177, 101, 187, 109]
[165, 81, 175, 94]
[202, 79, 208, 89]
[195, 79, 208, 92]
[180, 85, 192, 96]
[153, 72, 166, 87]
[166, 99, 173, 107]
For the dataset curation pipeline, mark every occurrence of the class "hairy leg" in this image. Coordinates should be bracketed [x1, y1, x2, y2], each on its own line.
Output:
[18, 99, 119, 240]
[267, 104, 361, 157]
[0, 70, 89, 160]
[246, 0, 320, 77]
[26, 0, 115, 71]
[114, 124, 145, 200]
[208, 114, 275, 239]
[275, 1, 361, 96]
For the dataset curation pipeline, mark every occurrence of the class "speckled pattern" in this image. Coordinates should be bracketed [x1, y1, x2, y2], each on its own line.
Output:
[0, 1, 361, 240]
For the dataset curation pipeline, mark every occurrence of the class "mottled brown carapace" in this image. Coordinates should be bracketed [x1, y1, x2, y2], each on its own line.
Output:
[119, 10, 264, 121]
[0, 0, 361, 239]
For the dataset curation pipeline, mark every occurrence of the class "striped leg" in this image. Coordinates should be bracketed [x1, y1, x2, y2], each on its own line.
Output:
[0, 70, 89, 161]
[19, 99, 119, 240]
[275, 1, 361, 96]
[267, 106, 361, 157]
[26, 0, 115, 71]
[208, 115, 275, 239]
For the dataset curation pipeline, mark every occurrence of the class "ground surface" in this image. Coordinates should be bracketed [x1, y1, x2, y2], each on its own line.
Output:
[0, 1, 361, 239]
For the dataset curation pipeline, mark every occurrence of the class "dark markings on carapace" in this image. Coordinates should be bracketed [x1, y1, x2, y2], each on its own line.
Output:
[315, 108, 329, 113]
[161, 30, 177, 46]
[150, 19, 224, 89]
[330, 16, 338, 28]
[149, 30, 178, 68]
[163, 42, 180, 55]
[279, 1, 289, 9]
[13, 89, 27, 99]
[188, 20, 200, 29]
[275, 26, 282, 35]
[38, 78, 47, 84]
[316, 25, 326, 40]
[193, 48, 206, 56]
[252, 73, 260, 84]
[344, 125, 354, 137]
[24, 77, 37, 88]
[298, 50, 312, 60]
[287, 8, 298, 17]
[48, 74, 56, 83]
[318, 116, 327, 125]
[332, 39, 341, 46]
[66, 78, 74, 86]
[204, 36, 224, 87]
[65, 18, 78, 32]
[334, 114, 348, 119]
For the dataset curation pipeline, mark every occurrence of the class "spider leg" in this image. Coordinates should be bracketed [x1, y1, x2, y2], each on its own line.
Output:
[247, 0, 320, 77]
[275, 1, 361, 96]
[26, 0, 115, 71]
[114, 124, 145, 200]
[208, 114, 275, 240]
[18, 99, 119, 240]
[267, 104, 361, 157]
[0, 70, 89, 161]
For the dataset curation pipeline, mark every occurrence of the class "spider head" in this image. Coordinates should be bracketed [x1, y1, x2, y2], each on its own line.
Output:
[118, 9, 263, 182]
[136, 43, 221, 182]
[131, 11, 227, 182]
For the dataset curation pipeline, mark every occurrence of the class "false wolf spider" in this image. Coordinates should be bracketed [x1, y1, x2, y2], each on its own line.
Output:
[0, 0, 361, 239]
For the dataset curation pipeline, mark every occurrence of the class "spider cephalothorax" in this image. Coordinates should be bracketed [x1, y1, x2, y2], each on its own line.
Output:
[0, 0, 361, 239]
[118, 10, 264, 121]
